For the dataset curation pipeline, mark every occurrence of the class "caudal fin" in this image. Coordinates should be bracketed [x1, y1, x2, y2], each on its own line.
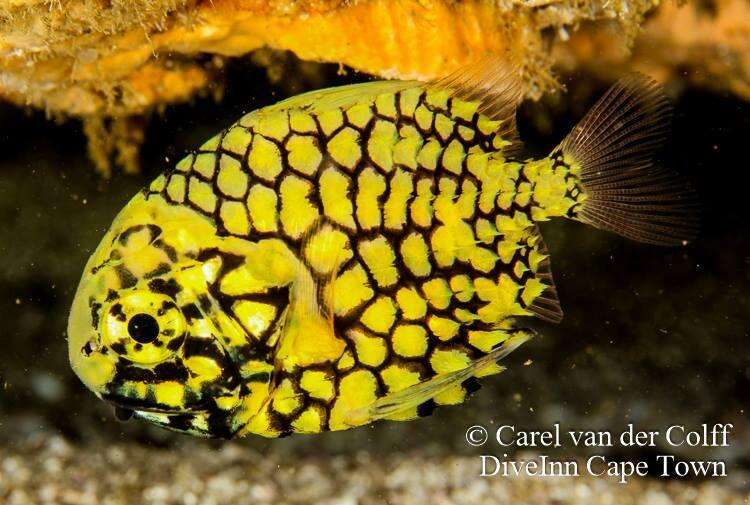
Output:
[556, 74, 699, 246]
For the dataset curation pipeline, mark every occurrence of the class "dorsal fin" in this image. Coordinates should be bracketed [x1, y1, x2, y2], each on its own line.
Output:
[428, 54, 524, 142]
[526, 227, 563, 323]
[265, 80, 420, 115]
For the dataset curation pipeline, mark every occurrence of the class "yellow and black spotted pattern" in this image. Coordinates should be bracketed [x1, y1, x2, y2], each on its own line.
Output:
[70, 69, 695, 439]
[141, 85, 583, 436]
[77, 223, 251, 437]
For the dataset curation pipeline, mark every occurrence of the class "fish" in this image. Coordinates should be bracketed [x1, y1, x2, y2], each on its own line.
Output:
[67, 58, 697, 438]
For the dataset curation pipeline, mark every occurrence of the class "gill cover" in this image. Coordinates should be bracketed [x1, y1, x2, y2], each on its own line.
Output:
[68, 192, 247, 437]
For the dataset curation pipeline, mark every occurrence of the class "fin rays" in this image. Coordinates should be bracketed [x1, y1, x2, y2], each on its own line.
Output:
[556, 74, 699, 246]
[429, 54, 524, 145]
[527, 229, 563, 324]
[359, 331, 532, 423]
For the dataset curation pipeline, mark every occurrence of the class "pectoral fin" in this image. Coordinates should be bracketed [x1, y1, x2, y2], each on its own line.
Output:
[274, 219, 350, 370]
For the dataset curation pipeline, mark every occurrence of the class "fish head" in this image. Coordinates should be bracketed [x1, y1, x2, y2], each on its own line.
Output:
[68, 193, 247, 438]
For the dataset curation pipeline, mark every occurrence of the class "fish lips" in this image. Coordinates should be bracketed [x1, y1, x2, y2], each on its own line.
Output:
[102, 338, 245, 417]
[101, 391, 214, 416]
[102, 372, 244, 422]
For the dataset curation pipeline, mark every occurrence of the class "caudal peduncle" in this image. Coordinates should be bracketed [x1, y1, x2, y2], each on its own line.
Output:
[506, 154, 586, 222]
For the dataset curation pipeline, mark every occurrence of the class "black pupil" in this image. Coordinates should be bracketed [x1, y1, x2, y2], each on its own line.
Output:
[127, 313, 160, 344]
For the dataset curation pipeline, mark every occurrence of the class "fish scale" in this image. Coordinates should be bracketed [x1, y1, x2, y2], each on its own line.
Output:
[139, 84, 574, 436]
[69, 61, 697, 438]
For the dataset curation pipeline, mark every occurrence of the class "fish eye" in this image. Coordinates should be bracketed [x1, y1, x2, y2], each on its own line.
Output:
[127, 313, 160, 344]
[100, 290, 186, 364]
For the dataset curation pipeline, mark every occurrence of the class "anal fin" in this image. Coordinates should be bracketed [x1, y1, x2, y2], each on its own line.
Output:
[346, 331, 533, 425]
[526, 227, 563, 324]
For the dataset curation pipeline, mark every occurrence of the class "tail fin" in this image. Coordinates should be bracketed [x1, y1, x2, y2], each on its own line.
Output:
[556, 74, 699, 246]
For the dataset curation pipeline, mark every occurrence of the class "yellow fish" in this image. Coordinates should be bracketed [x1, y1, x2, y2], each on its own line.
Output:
[67, 59, 696, 438]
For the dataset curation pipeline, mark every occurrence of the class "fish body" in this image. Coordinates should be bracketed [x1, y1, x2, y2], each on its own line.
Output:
[68, 61, 695, 438]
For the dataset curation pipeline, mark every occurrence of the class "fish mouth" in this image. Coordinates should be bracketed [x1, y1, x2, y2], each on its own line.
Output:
[101, 392, 212, 416]
[104, 392, 240, 438]
[114, 405, 135, 421]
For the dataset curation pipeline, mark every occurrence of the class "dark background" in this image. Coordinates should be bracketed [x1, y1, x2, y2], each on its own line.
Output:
[0, 57, 747, 480]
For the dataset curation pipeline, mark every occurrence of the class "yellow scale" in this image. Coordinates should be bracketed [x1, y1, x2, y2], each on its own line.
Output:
[69, 60, 690, 438]
[158, 65, 575, 436]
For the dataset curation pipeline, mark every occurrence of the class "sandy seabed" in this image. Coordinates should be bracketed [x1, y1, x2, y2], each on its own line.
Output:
[0, 433, 747, 505]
